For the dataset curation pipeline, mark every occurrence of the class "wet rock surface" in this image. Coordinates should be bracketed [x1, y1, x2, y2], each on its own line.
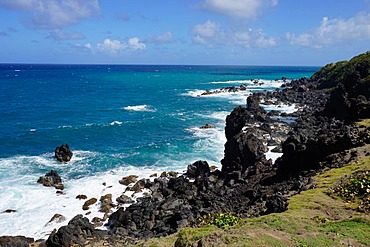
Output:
[37, 170, 64, 190]
[54, 144, 73, 162]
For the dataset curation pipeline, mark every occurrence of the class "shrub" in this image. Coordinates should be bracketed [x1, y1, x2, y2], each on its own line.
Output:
[197, 213, 240, 228]
[331, 170, 370, 213]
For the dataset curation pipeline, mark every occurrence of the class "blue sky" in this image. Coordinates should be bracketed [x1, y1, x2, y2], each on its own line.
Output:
[0, 0, 369, 65]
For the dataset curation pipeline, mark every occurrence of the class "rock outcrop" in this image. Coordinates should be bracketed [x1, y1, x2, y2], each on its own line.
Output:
[318, 52, 370, 122]
[37, 170, 64, 190]
[200, 124, 216, 129]
[45, 215, 106, 247]
[54, 144, 73, 162]
[221, 93, 272, 184]
[186, 160, 210, 178]
[273, 52, 370, 178]
[0, 236, 34, 247]
[119, 175, 138, 186]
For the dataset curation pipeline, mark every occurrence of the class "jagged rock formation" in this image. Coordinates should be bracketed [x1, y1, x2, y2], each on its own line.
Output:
[37, 170, 64, 190]
[54, 144, 73, 162]
[274, 52, 370, 178]
[0, 236, 34, 247]
[316, 52, 370, 122]
[45, 215, 106, 247]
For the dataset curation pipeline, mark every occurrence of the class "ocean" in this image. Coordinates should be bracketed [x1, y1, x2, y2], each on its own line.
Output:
[0, 64, 319, 239]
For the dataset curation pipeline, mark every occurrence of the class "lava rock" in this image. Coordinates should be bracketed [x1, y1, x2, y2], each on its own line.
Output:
[222, 130, 268, 179]
[200, 124, 216, 129]
[45, 215, 105, 247]
[83, 198, 97, 210]
[116, 194, 135, 204]
[2, 209, 16, 214]
[37, 170, 64, 190]
[119, 175, 138, 186]
[100, 194, 114, 215]
[48, 214, 66, 224]
[76, 194, 87, 200]
[264, 194, 288, 214]
[186, 160, 210, 178]
[0, 236, 34, 247]
[54, 144, 73, 162]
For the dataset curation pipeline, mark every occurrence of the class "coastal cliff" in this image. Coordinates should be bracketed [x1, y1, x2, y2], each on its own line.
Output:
[1, 51, 369, 247]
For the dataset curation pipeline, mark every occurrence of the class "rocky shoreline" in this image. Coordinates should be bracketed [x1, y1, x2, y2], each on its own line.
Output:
[1, 52, 369, 247]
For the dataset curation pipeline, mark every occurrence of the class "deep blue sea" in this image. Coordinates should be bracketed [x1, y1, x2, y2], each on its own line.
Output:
[0, 64, 318, 238]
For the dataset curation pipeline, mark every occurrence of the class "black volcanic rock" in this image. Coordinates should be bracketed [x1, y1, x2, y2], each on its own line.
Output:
[46, 215, 105, 247]
[186, 160, 210, 178]
[263, 194, 288, 214]
[273, 52, 370, 178]
[200, 124, 216, 129]
[246, 93, 267, 122]
[221, 130, 269, 182]
[221, 93, 273, 183]
[0, 236, 34, 247]
[276, 114, 360, 178]
[224, 106, 249, 140]
[314, 51, 370, 122]
[55, 144, 73, 162]
[37, 170, 64, 190]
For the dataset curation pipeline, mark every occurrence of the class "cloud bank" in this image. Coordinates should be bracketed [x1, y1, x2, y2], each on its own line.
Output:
[200, 0, 278, 19]
[80, 38, 146, 55]
[192, 20, 276, 48]
[287, 13, 370, 47]
[0, 0, 101, 29]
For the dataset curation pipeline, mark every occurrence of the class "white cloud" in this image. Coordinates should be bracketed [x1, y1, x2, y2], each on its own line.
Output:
[192, 21, 277, 48]
[254, 29, 277, 47]
[200, 0, 278, 19]
[83, 38, 146, 55]
[97, 39, 126, 54]
[287, 13, 370, 47]
[0, 0, 101, 29]
[192, 20, 220, 44]
[85, 43, 92, 49]
[128, 37, 146, 50]
[286, 32, 314, 47]
[231, 29, 277, 48]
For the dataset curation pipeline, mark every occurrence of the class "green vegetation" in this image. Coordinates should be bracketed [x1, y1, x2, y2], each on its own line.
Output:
[196, 213, 241, 228]
[331, 170, 370, 213]
[310, 51, 370, 90]
[174, 227, 219, 247]
[357, 118, 370, 128]
[310, 60, 348, 89]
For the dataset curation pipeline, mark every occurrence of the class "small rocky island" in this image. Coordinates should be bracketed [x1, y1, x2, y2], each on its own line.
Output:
[1, 52, 369, 247]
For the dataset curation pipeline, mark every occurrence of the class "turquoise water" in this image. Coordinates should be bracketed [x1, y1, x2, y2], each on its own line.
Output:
[0, 64, 318, 238]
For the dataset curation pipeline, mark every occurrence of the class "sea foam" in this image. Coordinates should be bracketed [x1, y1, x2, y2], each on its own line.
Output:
[123, 105, 156, 112]
[0, 154, 167, 239]
[184, 79, 286, 105]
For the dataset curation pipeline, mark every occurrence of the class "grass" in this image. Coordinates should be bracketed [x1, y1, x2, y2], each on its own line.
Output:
[357, 118, 370, 128]
[129, 149, 370, 247]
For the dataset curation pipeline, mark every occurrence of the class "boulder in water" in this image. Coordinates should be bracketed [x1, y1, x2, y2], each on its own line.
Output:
[37, 170, 64, 190]
[55, 144, 73, 162]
